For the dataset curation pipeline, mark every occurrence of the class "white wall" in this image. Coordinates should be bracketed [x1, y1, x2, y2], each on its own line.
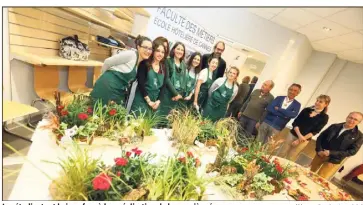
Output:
[295, 50, 337, 108]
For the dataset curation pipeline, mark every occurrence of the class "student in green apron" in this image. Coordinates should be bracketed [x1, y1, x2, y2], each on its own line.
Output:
[90, 35, 152, 106]
[153, 36, 170, 57]
[202, 67, 240, 122]
[159, 42, 187, 118]
[129, 41, 167, 117]
[183, 52, 202, 106]
[193, 57, 219, 112]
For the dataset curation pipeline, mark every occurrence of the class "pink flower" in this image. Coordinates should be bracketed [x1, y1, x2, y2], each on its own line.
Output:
[126, 151, 132, 157]
[131, 147, 142, 156]
[77, 113, 88, 120]
[117, 171, 121, 177]
[187, 151, 194, 158]
[178, 157, 186, 164]
[114, 157, 128, 166]
[92, 173, 112, 191]
[109, 109, 117, 116]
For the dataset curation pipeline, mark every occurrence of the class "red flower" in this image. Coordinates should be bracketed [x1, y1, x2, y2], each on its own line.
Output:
[284, 178, 292, 184]
[276, 164, 283, 174]
[109, 109, 117, 116]
[178, 157, 186, 164]
[241, 147, 248, 153]
[126, 151, 132, 157]
[77, 113, 88, 120]
[87, 107, 93, 114]
[131, 147, 142, 156]
[114, 157, 128, 166]
[261, 156, 270, 163]
[187, 151, 194, 158]
[298, 196, 308, 201]
[57, 105, 64, 110]
[61, 110, 69, 116]
[117, 171, 121, 177]
[195, 158, 201, 167]
[200, 121, 206, 125]
[92, 173, 112, 191]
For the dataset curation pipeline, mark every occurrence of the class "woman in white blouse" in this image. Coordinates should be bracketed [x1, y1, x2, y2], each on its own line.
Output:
[202, 67, 239, 122]
[193, 57, 219, 111]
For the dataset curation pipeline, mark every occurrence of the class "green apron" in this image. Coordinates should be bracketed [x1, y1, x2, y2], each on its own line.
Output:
[130, 67, 164, 117]
[202, 79, 234, 122]
[197, 69, 213, 107]
[183, 68, 198, 107]
[90, 52, 138, 106]
[159, 58, 187, 116]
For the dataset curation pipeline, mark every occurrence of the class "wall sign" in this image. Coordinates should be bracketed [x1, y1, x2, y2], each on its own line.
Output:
[146, 8, 217, 54]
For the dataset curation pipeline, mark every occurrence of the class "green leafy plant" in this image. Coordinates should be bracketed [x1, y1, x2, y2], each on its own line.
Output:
[86, 147, 156, 201]
[48, 143, 100, 200]
[145, 151, 206, 200]
[196, 119, 218, 143]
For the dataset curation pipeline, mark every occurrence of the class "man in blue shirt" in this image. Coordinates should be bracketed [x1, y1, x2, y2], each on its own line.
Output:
[256, 83, 302, 144]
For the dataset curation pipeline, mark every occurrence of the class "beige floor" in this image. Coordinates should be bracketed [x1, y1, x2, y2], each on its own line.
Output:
[2, 124, 33, 200]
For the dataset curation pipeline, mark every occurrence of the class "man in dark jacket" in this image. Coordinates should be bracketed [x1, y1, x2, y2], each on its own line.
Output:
[311, 111, 363, 179]
[201, 41, 226, 80]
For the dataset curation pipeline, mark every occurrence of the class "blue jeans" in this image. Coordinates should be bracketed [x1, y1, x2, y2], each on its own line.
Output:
[239, 115, 257, 135]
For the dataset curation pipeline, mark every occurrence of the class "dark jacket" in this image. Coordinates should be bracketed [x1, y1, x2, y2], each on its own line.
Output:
[201, 53, 226, 80]
[316, 123, 363, 164]
[263, 96, 301, 131]
[290, 107, 329, 140]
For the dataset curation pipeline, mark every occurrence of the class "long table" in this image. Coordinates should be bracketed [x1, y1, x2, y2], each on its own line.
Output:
[8, 120, 351, 200]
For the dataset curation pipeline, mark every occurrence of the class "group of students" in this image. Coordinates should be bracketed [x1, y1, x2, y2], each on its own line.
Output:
[89, 34, 363, 180]
[90, 35, 238, 123]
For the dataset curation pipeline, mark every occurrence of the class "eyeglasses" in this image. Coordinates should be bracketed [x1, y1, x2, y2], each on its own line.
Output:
[215, 48, 224, 52]
[140, 46, 152, 52]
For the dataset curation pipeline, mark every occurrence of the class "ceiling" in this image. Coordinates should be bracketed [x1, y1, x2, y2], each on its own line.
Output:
[247, 8, 363, 64]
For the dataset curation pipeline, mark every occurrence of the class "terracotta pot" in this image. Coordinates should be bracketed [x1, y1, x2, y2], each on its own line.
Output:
[205, 139, 217, 146]
[77, 135, 94, 145]
[122, 187, 148, 200]
[270, 179, 283, 194]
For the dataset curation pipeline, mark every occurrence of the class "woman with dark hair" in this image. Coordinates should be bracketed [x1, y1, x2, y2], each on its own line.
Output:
[193, 56, 219, 111]
[183, 52, 202, 104]
[153, 36, 170, 57]
[202, 67, 239, 122]
[91, 35, 152, 106]
[129, 41, 167, 116]
[158, 42, 187, 118]
[278, 94, 331, 161]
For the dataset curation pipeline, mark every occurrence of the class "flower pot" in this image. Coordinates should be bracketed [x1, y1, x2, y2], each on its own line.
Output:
[96, 123, 110, 136]
[122, 187, 148, 200]
[77, 135, 94, 145]
[270, 179, 283, 194]
[221, 165, 237, 175]
[205, 139, 217, 147]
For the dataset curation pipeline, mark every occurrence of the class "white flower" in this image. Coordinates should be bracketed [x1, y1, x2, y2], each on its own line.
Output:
[93, 115, 99, 120]
[65, 125, 78, 138]
[60, 135, 73, 145]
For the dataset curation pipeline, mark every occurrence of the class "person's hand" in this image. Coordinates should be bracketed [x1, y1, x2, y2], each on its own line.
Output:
[237, 112, 242, 119]
[193, 102, 200, 111]
[298, 135, 307, 143]
[174, 94, 183, 101]
[318, 151, 325, 157]
[152, 100, 160, 110]
[255, 122, 260, 129]
[184, 95, 192, 101]
[323, 150, 330, 157]
[292, 140, 300, 146]
[274, 106, 279, 110]
[147, 101, 156, 108]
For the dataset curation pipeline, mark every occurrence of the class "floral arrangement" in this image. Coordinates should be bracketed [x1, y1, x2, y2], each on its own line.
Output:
[167, 109, 202, 146]
[145, 151, 207, 200]
[195, 119, 218, 146]
[213, 136, 299, 200]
